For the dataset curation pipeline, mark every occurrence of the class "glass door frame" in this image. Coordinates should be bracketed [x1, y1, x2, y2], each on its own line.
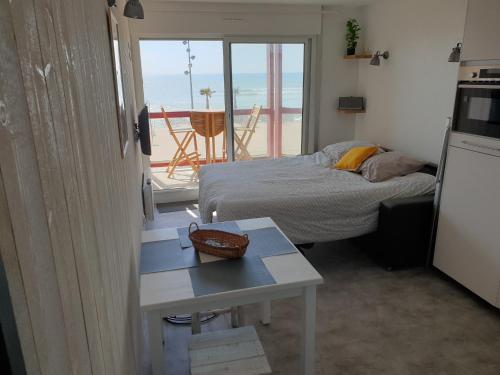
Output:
[222, 36, 313, 162]
[133, 35, 315, 200]
[136, 37, 227, 200]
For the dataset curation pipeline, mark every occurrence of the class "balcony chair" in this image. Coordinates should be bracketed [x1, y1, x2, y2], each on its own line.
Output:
[234, 105, 262, 161]
[160, 107, 200, 178]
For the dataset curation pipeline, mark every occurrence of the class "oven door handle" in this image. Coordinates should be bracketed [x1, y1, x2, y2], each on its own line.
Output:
[458, 84, 500, 89]
[462, 140, 500, 152]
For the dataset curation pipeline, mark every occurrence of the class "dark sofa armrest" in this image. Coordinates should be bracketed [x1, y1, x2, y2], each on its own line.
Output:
[377, 194, 434, 269]
[380, 194, 434, 211]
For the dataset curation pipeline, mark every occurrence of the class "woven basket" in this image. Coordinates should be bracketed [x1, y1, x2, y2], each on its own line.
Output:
[188, 222, 249, 259]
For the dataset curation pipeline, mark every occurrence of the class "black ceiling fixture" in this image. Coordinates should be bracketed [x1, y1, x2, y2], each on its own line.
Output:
[124, 0, 144, 19]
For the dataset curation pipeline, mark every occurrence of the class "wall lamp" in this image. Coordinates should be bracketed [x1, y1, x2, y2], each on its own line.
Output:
[370, 51, 389, 66]
[124, 0, 144, 19]
[108, 0, 144, 20]
[448, 43, 462, 62]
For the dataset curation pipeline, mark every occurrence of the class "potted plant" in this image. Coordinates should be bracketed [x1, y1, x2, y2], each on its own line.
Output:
[346, 18, 361, 56]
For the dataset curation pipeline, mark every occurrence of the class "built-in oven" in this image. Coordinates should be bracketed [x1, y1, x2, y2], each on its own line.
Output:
[453, 65, 500, 140]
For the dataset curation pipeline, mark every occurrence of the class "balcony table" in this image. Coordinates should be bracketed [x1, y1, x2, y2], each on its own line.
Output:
[189, 110, 225, 164]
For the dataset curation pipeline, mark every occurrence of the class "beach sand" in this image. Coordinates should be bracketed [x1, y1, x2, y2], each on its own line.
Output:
[150, 116, 303, 190]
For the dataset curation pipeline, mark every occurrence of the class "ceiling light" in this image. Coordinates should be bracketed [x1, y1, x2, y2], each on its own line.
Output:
[124, 0, 144, 19]
[370, 51, 389, 66]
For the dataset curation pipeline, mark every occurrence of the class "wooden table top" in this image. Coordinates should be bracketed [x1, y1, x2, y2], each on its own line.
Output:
[190, 110, 226, 137]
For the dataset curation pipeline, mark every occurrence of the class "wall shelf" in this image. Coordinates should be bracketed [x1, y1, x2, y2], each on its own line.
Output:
[337, 109, 366, 114]
[343, 53, 373, 60]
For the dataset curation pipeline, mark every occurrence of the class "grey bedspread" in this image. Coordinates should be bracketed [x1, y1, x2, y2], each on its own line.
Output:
[199, 151, 435, 244]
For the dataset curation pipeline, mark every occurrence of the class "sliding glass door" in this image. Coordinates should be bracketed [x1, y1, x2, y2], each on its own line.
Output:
[224, 39, 309, 162]
[140, 39, 227, 192]
[138, 37, 311, 197]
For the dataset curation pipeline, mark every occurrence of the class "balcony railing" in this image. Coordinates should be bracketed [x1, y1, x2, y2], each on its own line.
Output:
[148, 107, 302, 120]
[149, 107, 302, 168]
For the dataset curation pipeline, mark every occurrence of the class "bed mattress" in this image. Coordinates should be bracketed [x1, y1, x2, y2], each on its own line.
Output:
[199, 151, 435, 244]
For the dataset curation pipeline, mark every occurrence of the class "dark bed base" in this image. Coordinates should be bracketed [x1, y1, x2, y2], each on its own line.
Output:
[299, 164, 437, 270]
[356, 194, 434, 270]
[357, 163, 437, 270]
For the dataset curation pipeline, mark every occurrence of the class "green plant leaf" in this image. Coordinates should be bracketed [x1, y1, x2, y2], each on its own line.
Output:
[345, 18, 361, 49]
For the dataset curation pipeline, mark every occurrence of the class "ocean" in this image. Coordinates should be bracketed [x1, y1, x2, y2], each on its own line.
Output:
[142, 72, 304, 112]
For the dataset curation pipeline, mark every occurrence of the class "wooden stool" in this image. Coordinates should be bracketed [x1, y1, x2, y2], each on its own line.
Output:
[188, 326, 271, 374]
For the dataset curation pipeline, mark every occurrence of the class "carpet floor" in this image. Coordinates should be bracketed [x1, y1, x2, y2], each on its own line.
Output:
[143, 205, 500, 375]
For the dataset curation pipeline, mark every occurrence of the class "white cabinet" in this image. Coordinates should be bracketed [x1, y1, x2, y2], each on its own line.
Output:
[461, 0, 500, 61]
[434, 144, 500, 307]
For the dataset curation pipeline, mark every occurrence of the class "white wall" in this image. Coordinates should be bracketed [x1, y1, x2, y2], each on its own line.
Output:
[134, 1, 321, 37]
[317, 6, 364, 149]
[355, 0, 467, 163]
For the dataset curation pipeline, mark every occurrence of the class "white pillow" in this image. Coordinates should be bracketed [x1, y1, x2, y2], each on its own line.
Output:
[322, 140, 380, 164]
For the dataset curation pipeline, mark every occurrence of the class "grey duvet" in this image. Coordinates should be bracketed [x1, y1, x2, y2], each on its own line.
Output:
[199, 151, 435, 244]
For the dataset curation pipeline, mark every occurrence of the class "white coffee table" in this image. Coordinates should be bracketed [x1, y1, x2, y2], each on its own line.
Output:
[140, 217, 323, 375]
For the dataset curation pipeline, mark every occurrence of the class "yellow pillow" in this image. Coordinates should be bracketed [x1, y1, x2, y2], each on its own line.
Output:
[334, 146, 379, 171]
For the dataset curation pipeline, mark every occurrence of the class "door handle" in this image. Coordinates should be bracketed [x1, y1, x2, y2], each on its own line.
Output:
[462, 140, 500, 152]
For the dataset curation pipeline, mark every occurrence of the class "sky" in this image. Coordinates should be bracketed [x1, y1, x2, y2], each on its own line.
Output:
[140, 40, 304, 76]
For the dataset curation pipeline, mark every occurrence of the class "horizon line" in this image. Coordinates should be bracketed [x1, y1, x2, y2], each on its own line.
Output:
[143, 71, 304, 76]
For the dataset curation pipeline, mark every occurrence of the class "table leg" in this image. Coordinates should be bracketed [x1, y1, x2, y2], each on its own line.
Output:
[205, 114, 210, 163]
[222, 124, 227, 161]
[205, 136, 210, 164]
[211, 119, 216, 162]
[191, 312, 201, 334]
[260, 301, 271, 325]
[147, 311, 165, 375]
[237, 306, 245, 326]
[300, 286, 316, 375]
[231, 306, 239, 328]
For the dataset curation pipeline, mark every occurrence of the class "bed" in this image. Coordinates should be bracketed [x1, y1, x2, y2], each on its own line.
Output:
[199, 145, 436, 245]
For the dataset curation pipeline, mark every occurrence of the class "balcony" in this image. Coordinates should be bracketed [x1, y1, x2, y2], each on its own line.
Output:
[141, 40, 306, 192]
[149, 107, 302, 191]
